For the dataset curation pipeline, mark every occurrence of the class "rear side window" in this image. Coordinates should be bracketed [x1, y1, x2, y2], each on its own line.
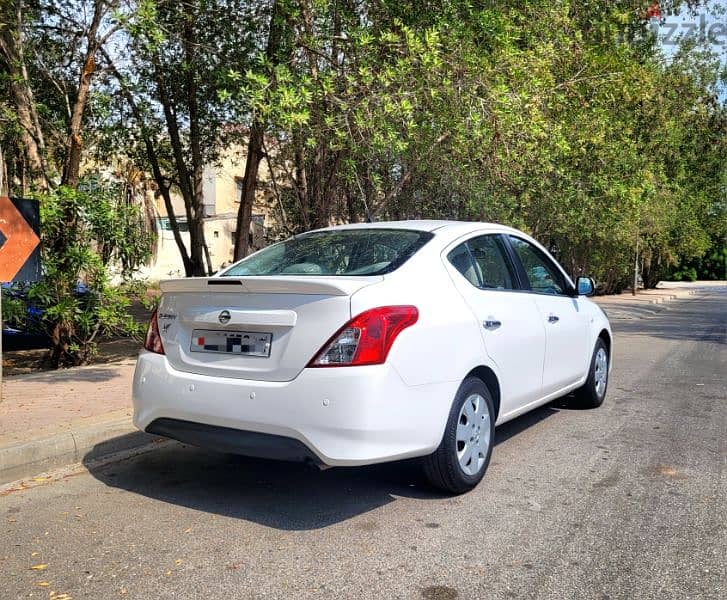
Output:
[447, 235, 517, 290]
[222, 229, 433, 277]
[467, 236, 515, 289]
[447, 244, 480, 287]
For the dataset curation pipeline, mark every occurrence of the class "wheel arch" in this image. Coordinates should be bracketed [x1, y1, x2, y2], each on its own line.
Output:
[598, 328, 612, 361]
[466, 365, 501, 422]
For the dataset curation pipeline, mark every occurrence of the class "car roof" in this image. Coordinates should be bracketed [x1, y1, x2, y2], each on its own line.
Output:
[317, 220, 517, 235]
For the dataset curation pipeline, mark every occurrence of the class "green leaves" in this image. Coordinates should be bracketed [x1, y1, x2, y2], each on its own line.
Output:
[14, 182, 152, 367]
[4, 0, 723, 293]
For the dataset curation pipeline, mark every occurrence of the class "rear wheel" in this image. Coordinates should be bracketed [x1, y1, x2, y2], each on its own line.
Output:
[423, 377, 495, 494]
[572, 338, 609, 408]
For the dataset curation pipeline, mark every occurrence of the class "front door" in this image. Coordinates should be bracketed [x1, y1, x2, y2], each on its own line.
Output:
[507, 236, 590, 395]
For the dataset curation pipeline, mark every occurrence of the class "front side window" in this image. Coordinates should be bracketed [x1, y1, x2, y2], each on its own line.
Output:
[222, 228, 433, 277]
[508, 236, 568, 295]
[447, 235, 516, 290]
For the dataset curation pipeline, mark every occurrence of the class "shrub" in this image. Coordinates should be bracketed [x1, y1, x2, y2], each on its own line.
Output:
[6, 182, 153, 367]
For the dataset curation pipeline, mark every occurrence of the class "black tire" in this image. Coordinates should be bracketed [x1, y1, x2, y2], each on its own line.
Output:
[571, 338, 609, 408]
[423, 377, 495, 494]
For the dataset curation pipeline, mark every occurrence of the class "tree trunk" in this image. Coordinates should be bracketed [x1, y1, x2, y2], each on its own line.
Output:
[100, 46, 195, 276]
[233, 0, 286, 260]
[234, 123, 264, 260]
[294, 145, 311, 230]
[61, 0, 105, 188]
[0, 1, 50, 190]
[184, 18, 211, 276]
[152, 57, 206, 276]
[0, 144, 7, 196]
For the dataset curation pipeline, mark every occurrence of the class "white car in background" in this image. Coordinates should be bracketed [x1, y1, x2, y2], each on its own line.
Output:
[133, 221, 612, 493]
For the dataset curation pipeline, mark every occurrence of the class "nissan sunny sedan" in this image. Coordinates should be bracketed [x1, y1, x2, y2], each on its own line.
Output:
[133, 221, 612, 493]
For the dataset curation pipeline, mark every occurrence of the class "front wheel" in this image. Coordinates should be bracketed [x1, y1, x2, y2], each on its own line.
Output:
[572, 338, 609, 408]
[423, 377, 495, 494]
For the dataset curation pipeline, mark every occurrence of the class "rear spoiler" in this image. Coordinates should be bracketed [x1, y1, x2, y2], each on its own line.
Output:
[160, 276, 383, 296]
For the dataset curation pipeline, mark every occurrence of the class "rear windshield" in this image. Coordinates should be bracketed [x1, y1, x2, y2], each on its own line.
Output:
[221, 228, 433, 277]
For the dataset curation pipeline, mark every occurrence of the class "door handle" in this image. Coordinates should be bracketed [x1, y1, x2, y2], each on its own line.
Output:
[483, 318, 502, 330]
[548, 314, 560, 323]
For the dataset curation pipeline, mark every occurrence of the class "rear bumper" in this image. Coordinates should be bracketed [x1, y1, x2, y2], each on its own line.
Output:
[145, 418, 323, 465]
[132, 351, 456, 466]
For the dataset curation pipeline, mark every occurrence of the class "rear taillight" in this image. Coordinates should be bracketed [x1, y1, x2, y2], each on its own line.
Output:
[308, 306, 418, 367]
[144, 309, 165, 355]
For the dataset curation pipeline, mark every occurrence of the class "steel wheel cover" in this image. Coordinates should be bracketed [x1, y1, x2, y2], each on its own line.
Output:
[594, 347, 608, 397]
[456, 393, 490, 476]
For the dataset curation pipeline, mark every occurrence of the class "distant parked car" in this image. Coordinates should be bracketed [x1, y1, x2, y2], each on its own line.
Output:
[1, 282, 90, 351]
[133, 221, 612, 493]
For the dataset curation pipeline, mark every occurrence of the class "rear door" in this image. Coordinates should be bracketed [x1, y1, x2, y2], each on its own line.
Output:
[445, 234, 546, 416]
[506, 235, 590, 394]
[157, 277, 380, 382]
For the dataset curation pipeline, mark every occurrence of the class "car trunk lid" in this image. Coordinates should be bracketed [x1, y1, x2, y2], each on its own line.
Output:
[156, 276, 381, 381]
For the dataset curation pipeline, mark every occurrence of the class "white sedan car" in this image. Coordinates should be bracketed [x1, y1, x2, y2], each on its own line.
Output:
[133, 221, 611, 493]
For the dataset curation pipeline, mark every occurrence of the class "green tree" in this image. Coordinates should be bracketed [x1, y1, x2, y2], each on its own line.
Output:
[104, 0, 268, 275]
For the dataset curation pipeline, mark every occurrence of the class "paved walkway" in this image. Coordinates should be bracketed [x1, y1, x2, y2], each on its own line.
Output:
[0, 359, 142, 485]
[0, 360, 135, 445]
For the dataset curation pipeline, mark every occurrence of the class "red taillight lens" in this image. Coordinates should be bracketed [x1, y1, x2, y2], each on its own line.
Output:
[308, 306, 418, 367]
[144, 309, 165, 355]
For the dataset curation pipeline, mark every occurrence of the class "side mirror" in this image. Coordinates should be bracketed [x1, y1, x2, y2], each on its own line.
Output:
[576, 276, 595, 297]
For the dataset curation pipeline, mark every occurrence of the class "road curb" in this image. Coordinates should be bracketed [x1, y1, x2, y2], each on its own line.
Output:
[594, 287, 698, 307]
[0, 417, 159, 485]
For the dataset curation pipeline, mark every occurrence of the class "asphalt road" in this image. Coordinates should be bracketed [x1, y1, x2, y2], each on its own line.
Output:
[1, 289, 725, 600]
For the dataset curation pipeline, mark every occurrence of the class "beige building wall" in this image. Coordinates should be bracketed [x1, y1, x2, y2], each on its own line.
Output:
[202, 145, 276, 220]
[143, 143, 276, 280]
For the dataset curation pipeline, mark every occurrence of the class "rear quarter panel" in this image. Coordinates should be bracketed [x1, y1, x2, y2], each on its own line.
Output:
[349, 246, 488, 388]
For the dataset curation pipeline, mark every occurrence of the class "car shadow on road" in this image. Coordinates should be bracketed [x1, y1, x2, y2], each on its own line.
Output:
[83, 404, 559, 531]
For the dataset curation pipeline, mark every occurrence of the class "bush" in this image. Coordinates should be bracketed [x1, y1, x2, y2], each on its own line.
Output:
[668, 240, 727, 282]
[10, 183, 153, 367]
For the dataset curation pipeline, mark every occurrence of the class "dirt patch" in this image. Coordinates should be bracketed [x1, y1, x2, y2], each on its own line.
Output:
[421, 586, 459, 600]
[2, 337, 141, 376]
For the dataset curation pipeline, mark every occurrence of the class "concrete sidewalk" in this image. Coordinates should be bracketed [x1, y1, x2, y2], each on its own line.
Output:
[0, 359, 160, 484]
[0, 280, 721, 485]
[593, 281, 724, 321]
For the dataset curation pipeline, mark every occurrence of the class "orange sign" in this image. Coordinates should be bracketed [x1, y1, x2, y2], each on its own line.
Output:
[0, 196, 41, 282]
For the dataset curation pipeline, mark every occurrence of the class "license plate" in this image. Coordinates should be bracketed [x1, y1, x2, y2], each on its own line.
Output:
[190, 329, 272, 357]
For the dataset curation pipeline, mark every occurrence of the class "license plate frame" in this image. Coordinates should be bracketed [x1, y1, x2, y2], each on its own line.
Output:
[190, 329, 272, 357]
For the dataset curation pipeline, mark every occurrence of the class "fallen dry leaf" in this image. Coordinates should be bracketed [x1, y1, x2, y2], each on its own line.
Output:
[656, 464, 687, 479]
